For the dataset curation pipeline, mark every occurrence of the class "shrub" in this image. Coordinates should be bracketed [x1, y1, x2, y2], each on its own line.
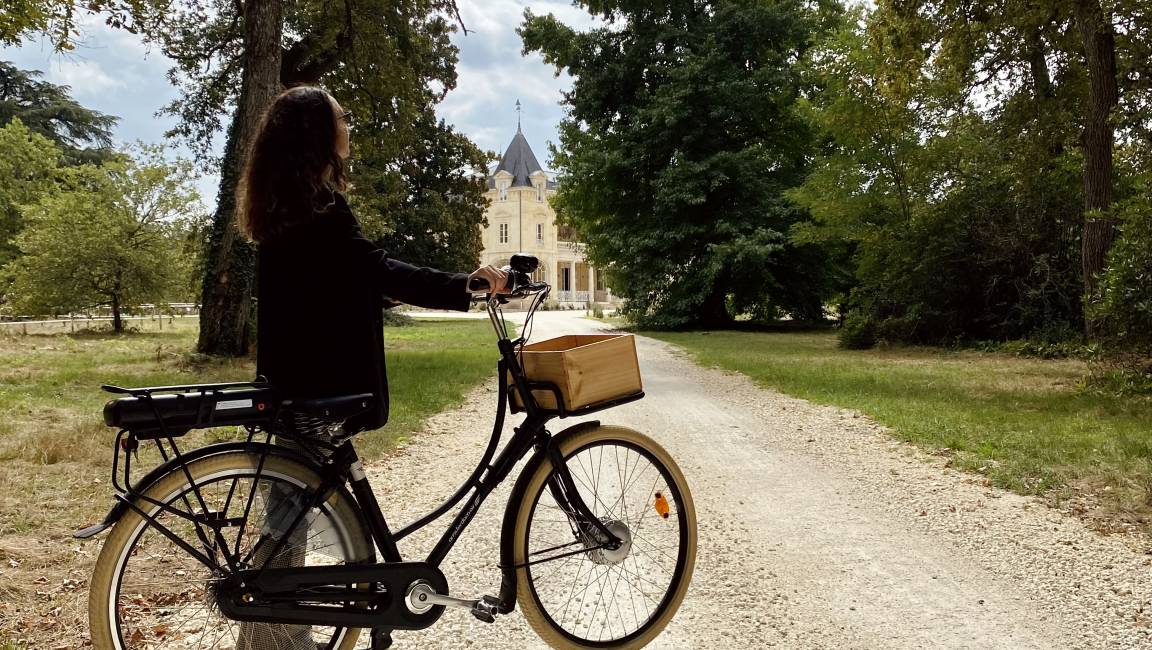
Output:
[381, 309, 415, 327]
[839, 311, 877, 349]
[1090, 190, 1152, 356]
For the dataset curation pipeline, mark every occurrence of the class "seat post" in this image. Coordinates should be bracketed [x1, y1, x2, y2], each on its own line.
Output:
[342, 443, 403, 562]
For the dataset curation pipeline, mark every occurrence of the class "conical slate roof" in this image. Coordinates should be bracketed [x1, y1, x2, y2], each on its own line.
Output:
[493, 127, 544, 188]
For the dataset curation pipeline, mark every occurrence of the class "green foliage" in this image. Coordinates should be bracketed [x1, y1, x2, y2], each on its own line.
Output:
[793, 3, 1088, 346]
[0, 1, 83, 49]
[1090, 174, 1152, 355]
[350, 112, 489, 272]
[969, 338, 1098, 360]
[121, 0, 488, 302]
[381, 309, 416, 327]
[0, 119, 59, 269]
[3, 145, 203, 329]
[520, 0, 841, 329]
[0, 61, 118, 163]
[838, 311, 876, 350]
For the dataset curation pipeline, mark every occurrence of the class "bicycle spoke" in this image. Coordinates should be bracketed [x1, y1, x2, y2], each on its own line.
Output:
[525, 438, 689, 645]
[111, 466, 360, 650]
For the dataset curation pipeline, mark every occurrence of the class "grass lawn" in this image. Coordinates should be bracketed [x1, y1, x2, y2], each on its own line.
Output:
[645, 329, 1152, 530]
[0, 317, 502, 645]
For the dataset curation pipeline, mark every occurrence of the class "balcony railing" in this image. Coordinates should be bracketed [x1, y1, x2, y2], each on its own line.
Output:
[558, 240, 587, 253]
[554, 290, 612, 303]
[555, 290, 592, 303]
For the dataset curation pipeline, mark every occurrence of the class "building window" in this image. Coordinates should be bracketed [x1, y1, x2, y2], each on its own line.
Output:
[498, 223, 508, 244]
[498, 181, 508, 202]
[537, 183, 544, 202]
[536, 223, 543, 243]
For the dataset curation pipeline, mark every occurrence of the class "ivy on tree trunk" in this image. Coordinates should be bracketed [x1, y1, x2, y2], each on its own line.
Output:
[196, 0, 284, 356]
[1074, 0, 1119, 314]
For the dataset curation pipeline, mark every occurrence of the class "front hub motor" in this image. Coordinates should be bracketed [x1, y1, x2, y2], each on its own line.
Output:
[586, 520, 632, 565]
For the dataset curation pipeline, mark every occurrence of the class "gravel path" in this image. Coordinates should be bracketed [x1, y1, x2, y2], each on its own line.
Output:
[368, 311, 1152, 649]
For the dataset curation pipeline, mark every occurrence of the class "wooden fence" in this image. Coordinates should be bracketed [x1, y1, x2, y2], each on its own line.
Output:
[0, 311, 199, 336]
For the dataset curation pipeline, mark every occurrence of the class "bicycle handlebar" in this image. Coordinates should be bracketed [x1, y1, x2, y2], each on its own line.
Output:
[469, 268, 549, 299]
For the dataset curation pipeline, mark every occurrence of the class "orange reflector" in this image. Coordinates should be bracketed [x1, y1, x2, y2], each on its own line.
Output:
[654, 492, 670, 519]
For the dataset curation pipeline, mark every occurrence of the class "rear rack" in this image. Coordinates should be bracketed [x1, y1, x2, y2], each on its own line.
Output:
[102, 380, 271, 396]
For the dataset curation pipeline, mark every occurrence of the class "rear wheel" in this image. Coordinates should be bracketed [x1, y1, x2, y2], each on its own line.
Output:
[513, 425, 697, 649]
[89, 451, 373, 650]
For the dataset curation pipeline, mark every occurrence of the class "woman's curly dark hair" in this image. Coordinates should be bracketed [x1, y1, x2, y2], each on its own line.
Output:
[237, 86, 347, 243]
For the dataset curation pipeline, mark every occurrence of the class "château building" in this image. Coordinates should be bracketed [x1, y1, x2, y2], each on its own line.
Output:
[479, 126, 610, 306]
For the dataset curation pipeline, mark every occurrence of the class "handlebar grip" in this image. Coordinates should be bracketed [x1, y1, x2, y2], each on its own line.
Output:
[469, 269, 539, 295]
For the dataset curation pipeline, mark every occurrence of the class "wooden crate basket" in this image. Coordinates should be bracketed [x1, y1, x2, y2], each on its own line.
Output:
[509, 334, 643, 412]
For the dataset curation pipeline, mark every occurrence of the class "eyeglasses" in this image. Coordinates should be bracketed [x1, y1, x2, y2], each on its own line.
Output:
[339, 111, 354, 127]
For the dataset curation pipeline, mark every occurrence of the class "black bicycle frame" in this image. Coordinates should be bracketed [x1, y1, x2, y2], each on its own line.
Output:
[91, 287, 636, 629]
[322, 308, 622, 571]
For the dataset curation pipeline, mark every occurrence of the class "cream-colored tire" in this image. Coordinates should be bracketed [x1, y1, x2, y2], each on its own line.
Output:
[89, 452, 372, 650]
[512, 425, 696, 649]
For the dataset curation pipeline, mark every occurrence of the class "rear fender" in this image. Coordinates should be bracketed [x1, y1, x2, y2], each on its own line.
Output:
[74, 440, 328, 539]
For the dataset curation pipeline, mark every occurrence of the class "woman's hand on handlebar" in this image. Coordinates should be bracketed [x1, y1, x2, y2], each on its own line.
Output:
[467, 265, 512, 294]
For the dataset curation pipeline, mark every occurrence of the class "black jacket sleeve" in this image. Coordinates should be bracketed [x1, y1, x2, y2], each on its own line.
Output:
[337, 197, 472, 312]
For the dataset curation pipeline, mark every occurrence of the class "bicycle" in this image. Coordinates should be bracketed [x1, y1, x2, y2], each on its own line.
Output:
[80, 253, 696, 649]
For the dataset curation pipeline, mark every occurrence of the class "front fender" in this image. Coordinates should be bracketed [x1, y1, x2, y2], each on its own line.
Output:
[496, 420, 601, 610]
[74, 440, 324, 539]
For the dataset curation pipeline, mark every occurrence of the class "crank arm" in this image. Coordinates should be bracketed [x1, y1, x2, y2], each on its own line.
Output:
[405, 583, 504, 624]
[406, 582, 476, 613]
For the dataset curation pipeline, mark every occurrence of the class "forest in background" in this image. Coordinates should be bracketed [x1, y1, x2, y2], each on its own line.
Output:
[2, 0, 1150, 390]
[526, 0, 1151, 387]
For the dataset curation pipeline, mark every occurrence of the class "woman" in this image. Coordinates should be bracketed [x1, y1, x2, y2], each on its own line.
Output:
[239, 85, 508, 434]
[235, 86, 507, 648]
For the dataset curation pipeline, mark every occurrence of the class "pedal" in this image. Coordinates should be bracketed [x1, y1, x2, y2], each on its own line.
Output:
[471, 596, 500, 623]
[371, 628, 393, 649]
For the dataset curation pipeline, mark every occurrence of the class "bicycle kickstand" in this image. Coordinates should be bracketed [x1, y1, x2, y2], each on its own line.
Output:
[371, 628, 393, 649]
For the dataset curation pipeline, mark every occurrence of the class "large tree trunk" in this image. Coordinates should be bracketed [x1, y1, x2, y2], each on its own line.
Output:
[197, 0, 284, 356]
[1074, 0, 1119, 315]
[111, 293, 122, 333]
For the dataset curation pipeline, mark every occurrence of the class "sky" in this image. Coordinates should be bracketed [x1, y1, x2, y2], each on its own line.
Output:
[0, 1, 598, 206]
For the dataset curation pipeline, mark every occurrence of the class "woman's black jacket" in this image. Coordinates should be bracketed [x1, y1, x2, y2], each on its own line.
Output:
[255, 193, 471, 433]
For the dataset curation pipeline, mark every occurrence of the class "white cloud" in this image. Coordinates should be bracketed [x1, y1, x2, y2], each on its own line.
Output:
[48, 58, 127, 98]
[2, 1, 607, 202]
[438, 1, 600, 169]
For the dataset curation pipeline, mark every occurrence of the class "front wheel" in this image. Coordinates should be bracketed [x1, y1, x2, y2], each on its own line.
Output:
[512, 425, 697, 649]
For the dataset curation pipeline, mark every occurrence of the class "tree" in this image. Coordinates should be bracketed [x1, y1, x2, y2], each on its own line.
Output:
[99, 0, 476, 354]
[792, 0, 1152, 346]
[0, 119, 59, 269]
[1090, 164, 1152, 356]
[521, 0, 838, 328]
[3, 145, 202, 331]
[0, 61, 118, 164]
[352, 110, 489, 271]
[192, 0, 283, 356]
[0, 2, 89, 49]
[4, 1, 484, 352]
